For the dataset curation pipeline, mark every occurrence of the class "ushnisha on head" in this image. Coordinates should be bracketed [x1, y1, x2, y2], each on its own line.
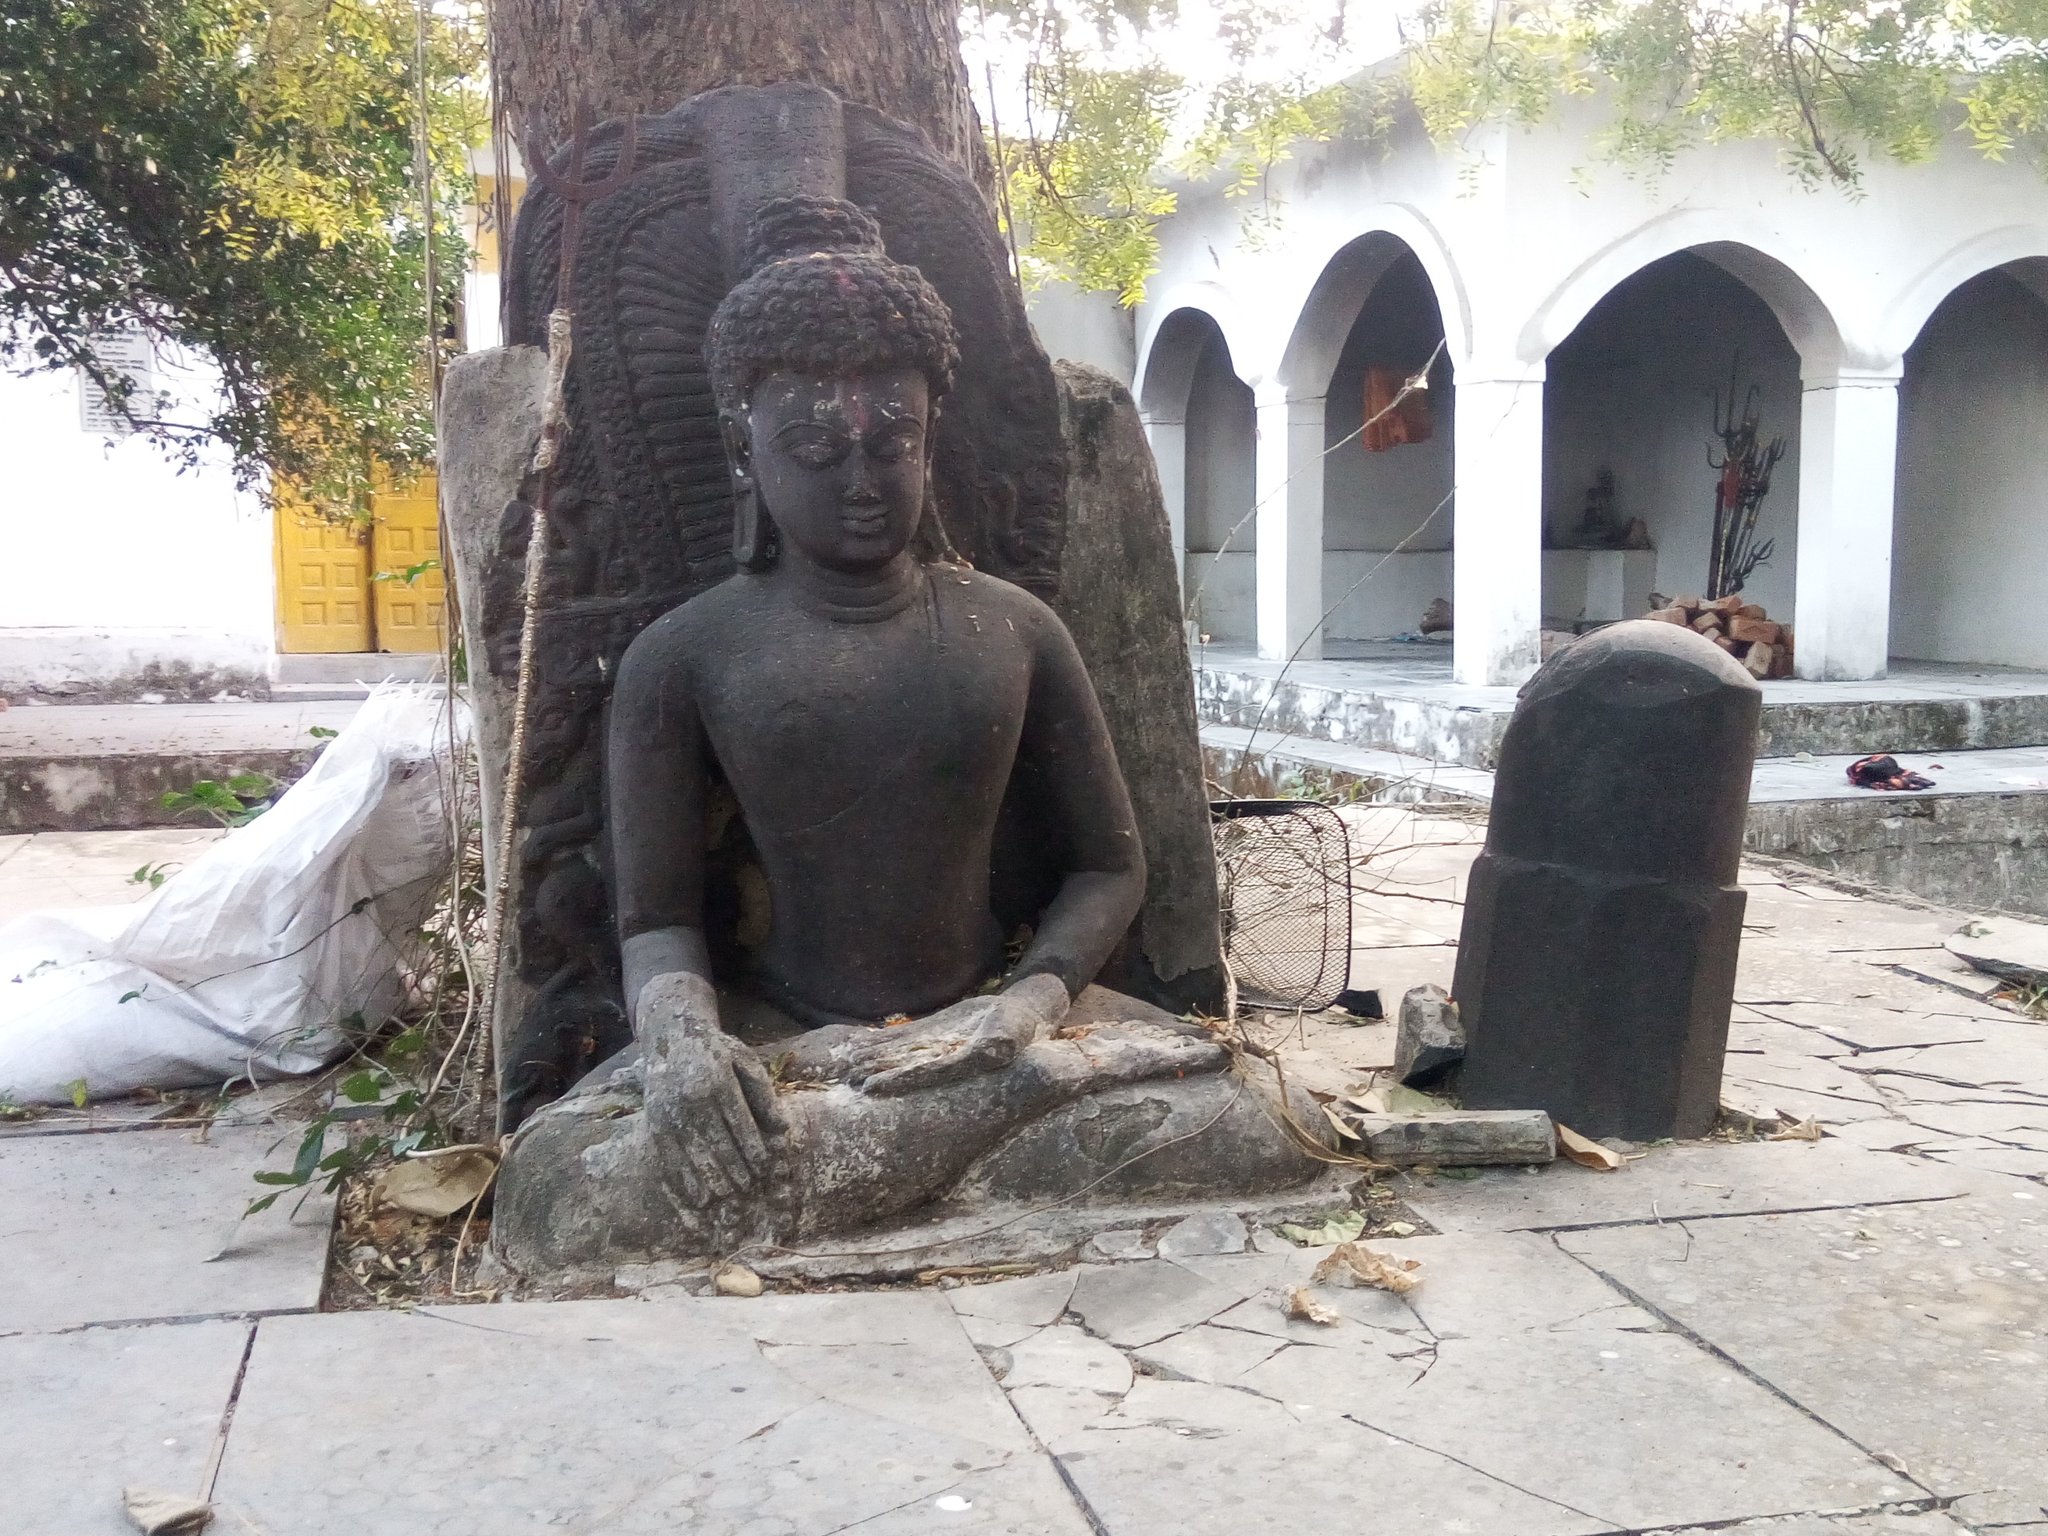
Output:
[707, 197, 962, 573]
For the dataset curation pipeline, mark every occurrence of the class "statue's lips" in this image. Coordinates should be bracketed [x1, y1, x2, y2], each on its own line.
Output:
[839, 507, 889, 535]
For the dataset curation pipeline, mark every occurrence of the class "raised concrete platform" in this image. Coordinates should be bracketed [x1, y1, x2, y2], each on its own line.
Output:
[1205, 723, 2048, 918]
[0, 699, 361, 832]
[272, 652, 442, 703]
[1197, 642, 2048, 770]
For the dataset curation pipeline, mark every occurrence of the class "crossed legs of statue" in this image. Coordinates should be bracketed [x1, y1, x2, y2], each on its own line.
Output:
[491, 975, 1247, 1280]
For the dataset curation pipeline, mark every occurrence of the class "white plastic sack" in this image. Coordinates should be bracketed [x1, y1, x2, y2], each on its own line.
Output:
[0, 686, 463, 1104]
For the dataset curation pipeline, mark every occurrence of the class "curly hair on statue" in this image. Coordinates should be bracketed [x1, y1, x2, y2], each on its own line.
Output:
[706, 195, 960, 412]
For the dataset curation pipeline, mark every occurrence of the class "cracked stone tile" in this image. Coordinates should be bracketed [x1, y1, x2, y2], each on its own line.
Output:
[1395, 1140, 1981, 1235]
[1130, 1321, 1299, 1384]
[1879, 1040, 2048, 1093]
[1066, 1260, 1240, 1347]
[1165, 1250, 1420, 1339]
[1081, 1229, 1153, 1261]
[1014, 1375, 1607, 1535]
[946, 1268, 1077, 1327]
[4, 1319, 251, 1536]
[1821, 1120, 1954, 1153]
[1950, 1488, 2048, 1526]
[1559, 1198, 2048, 1516]
[1897, 1103, 2048, 1142]
[1722, 1074, 1902, 1127]
[212, 1295, 1092, 1534]
[1000, 1324, 1133, 1395]
[0, 1123, 334, 1332]
[1154, 1211, 1247, 1258]
[1369, 1232, 1663, 1338]
[1287, 1326, 1911, 1531]
[1923, 1145, 2048, 1181]
[958, 1313, 1041, 1350]
[1641, 1511, 1969, 1535]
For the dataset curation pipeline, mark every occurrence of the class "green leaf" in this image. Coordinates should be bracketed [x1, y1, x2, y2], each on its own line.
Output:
[308, 725, 339, 739]
[117, 988, 145, 1004]
[68, 1077, 89, 1109]
[338, 1070, 385, 1104]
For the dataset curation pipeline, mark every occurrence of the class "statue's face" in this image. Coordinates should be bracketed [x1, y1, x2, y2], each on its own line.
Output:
[743, 368, 931, 572]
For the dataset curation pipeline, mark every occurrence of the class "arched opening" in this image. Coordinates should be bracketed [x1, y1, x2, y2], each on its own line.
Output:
[1320, 249, 1455, 646]
[1542, 250, 1807, 643]
[1143, 309, 1256, 644]
[1891, 261, 2048, 668]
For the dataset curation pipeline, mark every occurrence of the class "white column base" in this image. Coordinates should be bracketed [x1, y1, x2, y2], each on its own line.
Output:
[1793, 371, 1901, 681]
[1253, 387, 1326, 663]
[1452, 372, 1546, 686]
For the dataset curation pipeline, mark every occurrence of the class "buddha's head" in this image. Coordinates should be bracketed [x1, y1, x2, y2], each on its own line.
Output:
[707, 197, 960, 574]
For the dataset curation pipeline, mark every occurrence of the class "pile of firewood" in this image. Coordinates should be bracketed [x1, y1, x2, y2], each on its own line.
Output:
[1644, 595, 1794, 678]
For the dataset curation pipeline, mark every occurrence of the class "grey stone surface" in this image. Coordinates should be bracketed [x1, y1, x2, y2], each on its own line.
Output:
[1050, 362, 1225, 1013]
[1153, 1210, 1247, 1258]
[1355, 1108, 1556, 1166]
[2, 1319, 250, 1535]
[1393, 1139, 1983, 1235]
[1080, 1228, 1153, 1262]
[948, 1268, 1077, 1327]
[1393, 981, 1465, 1085]
[1561, 1195, 2048, 1516]
[0, 1124, 333, 1331]
[1644, 1514, 1970, 1535]
[212, 1294, 1092, 1535]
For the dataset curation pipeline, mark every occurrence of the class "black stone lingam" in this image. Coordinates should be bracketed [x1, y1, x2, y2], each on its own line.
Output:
[1454, 620, 1763, 1140]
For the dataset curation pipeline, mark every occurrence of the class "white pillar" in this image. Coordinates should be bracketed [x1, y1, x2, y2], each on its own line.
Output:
[1141, 410, 1189, 594]
[1793, 368, 1901, 681]
[1253, 384, 1325, 662]
[1452, 370, 1546, 686]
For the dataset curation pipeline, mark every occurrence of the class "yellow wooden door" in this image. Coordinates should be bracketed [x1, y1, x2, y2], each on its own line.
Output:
[275, 499, 373, 653]
[370, 471, 446, 653]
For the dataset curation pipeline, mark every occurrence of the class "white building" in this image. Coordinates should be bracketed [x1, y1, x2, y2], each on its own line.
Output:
[1040, 92, 2048, 687]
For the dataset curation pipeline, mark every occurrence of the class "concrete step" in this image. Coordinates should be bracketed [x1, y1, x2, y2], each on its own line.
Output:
[0, 699, 365, 832]
[1197, 651, 2048, 769]
[275, 653, 442, 686]
[1202, 724, 2048, 920]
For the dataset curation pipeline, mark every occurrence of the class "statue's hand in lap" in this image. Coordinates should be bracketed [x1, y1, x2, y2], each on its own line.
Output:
[847, 973, 1068, 1097]
[638, 972, 788, 1204]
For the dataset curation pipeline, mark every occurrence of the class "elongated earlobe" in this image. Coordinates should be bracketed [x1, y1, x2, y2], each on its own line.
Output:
[721, 408, 778, 571]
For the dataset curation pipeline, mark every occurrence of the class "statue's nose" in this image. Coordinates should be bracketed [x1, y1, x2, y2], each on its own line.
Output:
[844, 457, 884, 504]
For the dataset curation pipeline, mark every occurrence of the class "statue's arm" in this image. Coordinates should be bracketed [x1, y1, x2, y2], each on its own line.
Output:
[1009, 607, 1148, 1000]
[608, 619, 714, 1018]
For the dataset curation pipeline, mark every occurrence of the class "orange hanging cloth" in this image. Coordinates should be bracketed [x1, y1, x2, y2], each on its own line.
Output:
[1363, 365, 1433, 452]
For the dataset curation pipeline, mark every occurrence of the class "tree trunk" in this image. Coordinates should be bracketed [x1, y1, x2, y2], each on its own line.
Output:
[490, 0, 991, 188]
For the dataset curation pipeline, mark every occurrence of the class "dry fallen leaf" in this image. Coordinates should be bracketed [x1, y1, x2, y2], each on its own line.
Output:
[373, 1146, 497, 1218]
[1312, 1240, 1422, 1295]
[714, 1261, 765, 1297]
[1284, 1285, 1342, 1325]
[1556, 1124, 1625, 1171]
[1320, 1102, 1361, 1142]
[123, 1488, 212, 1534]
[1768, 1115, 1824, 1142]
[1346, 1090, 1388, 1116]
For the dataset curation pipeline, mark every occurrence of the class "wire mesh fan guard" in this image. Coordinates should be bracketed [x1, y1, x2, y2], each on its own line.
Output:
[1211, 799, 1352, 1010]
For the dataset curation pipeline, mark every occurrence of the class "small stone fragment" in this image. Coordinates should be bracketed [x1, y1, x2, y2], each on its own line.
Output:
[1743, 641, 1775, 678]
[1082, 1228, 1153, 1262]
[1643, 606, 1689, 626]
[1945, 916, 2048, 989]
[1727, 616, 1781, 645]
[1352, 1109, 1556, 1167]
[1690, 612, 1722, 634]
[713, 1261, 764, 1297]
[1394, 984, 1465, 1087]
[1155, 1210, 1249, 1258]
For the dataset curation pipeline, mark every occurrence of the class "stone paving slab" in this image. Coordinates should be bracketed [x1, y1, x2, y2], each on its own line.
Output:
[1391, 1140, 1984, 1235]
[3, 1318, 250, 1535]
[1561, 1193, 2048, 1525]
[984, 1232, 1917, 1534]
[0, 1123, 332, 1332]
[0, 826, 223, 921]
[211, 1293, 1091, 1535]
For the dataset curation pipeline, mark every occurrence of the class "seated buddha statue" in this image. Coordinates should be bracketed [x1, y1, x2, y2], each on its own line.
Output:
[493, 198, 1317, 1279]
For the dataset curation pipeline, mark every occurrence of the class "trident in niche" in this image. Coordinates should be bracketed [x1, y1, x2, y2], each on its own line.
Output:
[481, 101, 640, 1052]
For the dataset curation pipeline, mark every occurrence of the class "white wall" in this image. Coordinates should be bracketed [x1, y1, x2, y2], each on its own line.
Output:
[1027, 279, 1136, 385]
[1892, 270, 2048, 667]
[0, 341, 273, 698]
[1542, 252, 1803, 623]
[1182, 330, 1256, 641]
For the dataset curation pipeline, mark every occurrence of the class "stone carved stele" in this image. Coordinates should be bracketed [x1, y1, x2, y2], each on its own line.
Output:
[477, 94, 1318, 1282]
[472, 83, 1220, 1137]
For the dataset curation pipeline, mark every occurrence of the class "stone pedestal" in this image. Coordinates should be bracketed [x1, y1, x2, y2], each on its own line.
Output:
[1454, 620, 1761, 1140]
